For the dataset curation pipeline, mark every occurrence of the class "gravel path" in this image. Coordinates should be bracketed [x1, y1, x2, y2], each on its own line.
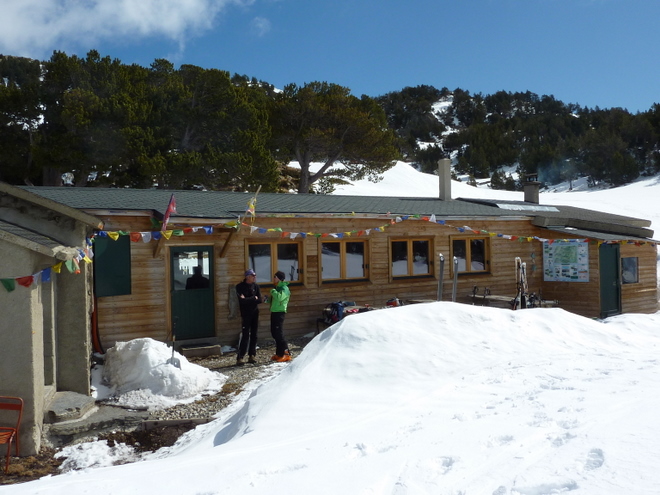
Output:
[148, 336, 311, 421]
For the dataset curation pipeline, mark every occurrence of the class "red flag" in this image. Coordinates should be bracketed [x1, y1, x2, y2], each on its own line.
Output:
[162, 194, 177, 231]
[16, 276, 34, 288]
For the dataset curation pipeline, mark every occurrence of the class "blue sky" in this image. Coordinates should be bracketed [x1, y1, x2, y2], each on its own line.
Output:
[1, 0, 658, 112]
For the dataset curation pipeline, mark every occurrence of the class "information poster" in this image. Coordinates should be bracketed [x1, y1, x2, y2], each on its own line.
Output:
[542, 241, 589, 282]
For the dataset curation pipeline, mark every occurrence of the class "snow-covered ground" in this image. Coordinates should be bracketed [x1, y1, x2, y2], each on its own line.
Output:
[4, 164, 660, 495]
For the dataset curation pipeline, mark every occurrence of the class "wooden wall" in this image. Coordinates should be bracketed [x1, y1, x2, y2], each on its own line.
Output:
[620, 242, 659, 314]
[94, 214, 658, 350]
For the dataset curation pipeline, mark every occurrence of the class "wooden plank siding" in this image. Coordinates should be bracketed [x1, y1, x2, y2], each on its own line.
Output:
[94, 214, 658, 350]
[620, 242, 659, 315]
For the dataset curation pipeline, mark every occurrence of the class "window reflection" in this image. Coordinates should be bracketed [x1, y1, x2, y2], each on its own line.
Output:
[412, 240, 429, 275]
[248, 242, 300, 283]
[173, 250, 210, 291]
[392, 239, 430, 277]
[452, 240, 467, 272]
[321, 243, 341, 280]
[391, 241, 408, 276]
[321, 241, 365, 280]
[345, 242, 365, 279]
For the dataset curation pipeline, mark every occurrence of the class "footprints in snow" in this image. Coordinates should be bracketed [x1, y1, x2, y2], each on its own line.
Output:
[583, 448, 605, 471]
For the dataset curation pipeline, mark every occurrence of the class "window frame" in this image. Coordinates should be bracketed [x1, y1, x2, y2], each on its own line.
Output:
[246, 240, 303, 286]
[319, 239, 369, 283]
[450, 235, 490, 275]
[390, 237, 433, 279]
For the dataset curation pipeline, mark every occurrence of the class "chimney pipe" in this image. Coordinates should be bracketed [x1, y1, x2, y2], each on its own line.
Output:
[438, 158, 451, 201]
[523, 174, 540, 204]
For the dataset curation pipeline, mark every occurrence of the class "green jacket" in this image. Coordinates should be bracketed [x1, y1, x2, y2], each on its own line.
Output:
[270, 280, 290, 313]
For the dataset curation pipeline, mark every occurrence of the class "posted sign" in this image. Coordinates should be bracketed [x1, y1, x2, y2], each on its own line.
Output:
[543, 241, 589, 282]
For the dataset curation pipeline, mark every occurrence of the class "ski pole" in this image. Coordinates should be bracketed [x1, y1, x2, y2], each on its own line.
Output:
[437, 253, 444, 301]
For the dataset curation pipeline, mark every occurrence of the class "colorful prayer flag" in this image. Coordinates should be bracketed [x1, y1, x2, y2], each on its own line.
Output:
[162, 193, 177, 231]
[1, 279, 16, 292]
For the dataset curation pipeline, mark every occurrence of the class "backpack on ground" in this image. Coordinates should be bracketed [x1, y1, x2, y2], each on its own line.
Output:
[323, 301, 345, 324]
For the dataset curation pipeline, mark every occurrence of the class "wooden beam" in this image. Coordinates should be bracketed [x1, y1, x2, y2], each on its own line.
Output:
[218, 229, 235, 258]
[153, 236, 166, 258]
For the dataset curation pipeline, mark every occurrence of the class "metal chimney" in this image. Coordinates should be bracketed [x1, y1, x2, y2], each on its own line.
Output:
[438, 158, 451, 201]
[523, 173, 540, 204]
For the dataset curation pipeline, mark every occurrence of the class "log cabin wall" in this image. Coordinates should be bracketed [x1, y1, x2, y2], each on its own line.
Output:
[619, 242, 658, 315]
[95, 215, 166, 350]
[94, 213, 658, 350]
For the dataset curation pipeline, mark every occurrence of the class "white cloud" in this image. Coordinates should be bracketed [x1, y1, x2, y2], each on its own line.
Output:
[250, 16, 271, 37]
[0, 0, 253, 59]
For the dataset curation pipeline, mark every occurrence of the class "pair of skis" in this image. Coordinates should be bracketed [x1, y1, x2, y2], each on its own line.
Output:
[437, 253, 459, 302]
[512, 257, 528, 310]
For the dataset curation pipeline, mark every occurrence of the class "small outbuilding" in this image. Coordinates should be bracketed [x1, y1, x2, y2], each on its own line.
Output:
[0, 182, 102, 455]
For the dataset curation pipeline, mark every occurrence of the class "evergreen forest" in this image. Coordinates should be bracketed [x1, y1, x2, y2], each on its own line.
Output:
[1, 51, 659, 193]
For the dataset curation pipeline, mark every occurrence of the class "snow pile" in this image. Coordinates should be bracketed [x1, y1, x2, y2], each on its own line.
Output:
[10, 303, 660, 494]
[100, 338, 226, 410]
[55, 441, 139, 473]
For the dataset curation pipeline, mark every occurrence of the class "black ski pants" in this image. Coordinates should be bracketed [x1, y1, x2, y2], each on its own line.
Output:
[270, 311, 288, 356]
[238, 311, 259, 359]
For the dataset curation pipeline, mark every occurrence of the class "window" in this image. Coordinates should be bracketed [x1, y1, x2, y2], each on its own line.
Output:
[391, 239, 431, 277]
[247, 241, 301, 284]
[321, 240, 368, 281]
[171, 247, 212, 291]
[93, 235, 131, 297]
[621, 257, 638, 284]
[451, 237, 489, 274]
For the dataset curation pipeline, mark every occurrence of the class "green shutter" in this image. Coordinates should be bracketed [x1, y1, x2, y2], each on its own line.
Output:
[93, 236, 131, 297]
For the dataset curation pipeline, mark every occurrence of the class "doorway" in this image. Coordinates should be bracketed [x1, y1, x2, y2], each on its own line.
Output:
[599, 243, 621, 318]
[170, 246, 215, 340]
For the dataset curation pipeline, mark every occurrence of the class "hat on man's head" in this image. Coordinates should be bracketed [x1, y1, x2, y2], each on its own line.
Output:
[245, 269, 256, 277]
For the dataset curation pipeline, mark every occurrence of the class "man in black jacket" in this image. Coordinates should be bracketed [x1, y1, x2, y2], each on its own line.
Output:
[235, 269, 263, 365]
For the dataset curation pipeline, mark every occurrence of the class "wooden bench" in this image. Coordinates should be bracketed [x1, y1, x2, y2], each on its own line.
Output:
[469, 287, 558, 309]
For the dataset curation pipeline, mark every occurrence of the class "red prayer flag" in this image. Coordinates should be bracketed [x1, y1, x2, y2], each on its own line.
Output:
[162, 194, 177, 231]
[16, 276, 34, 288]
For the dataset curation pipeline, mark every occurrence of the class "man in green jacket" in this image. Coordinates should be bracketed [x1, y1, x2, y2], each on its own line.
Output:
[270, 271, 291, 362]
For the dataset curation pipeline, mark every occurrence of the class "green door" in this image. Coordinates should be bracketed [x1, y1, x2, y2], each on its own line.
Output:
[170, 246, 215, 340]
[599, 243, 621, 318]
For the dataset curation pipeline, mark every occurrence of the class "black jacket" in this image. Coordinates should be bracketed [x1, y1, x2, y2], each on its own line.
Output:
[235, 280, 263, 317]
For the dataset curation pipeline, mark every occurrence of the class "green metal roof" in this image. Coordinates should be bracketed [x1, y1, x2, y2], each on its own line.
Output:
[19, 186, 654, 239]
[21, 187, 520, 219]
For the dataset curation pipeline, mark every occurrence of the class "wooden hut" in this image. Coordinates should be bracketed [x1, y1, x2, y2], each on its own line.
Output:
[21, 177, 658, 353]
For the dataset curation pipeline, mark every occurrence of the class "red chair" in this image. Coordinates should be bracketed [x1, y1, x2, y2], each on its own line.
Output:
[0, 396, 23, 474]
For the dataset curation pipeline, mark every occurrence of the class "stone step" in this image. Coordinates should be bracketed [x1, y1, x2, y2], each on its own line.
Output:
[45, 391, 97, 424]
[43, 403, 151, 448]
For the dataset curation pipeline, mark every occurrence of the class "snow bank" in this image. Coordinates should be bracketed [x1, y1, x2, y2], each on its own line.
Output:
[101, 338, 226, 410]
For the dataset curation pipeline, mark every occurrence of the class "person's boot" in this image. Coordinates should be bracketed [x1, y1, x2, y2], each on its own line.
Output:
[248, 355, 257, 364]
[275, 350, 291, 362]
[236, 357, 245, 365]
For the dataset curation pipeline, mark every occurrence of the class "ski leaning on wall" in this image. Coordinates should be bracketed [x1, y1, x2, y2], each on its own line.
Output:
[437, 253, 445, 301]
[452, 256, 459, 302]
[512, 257, 528, 310]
